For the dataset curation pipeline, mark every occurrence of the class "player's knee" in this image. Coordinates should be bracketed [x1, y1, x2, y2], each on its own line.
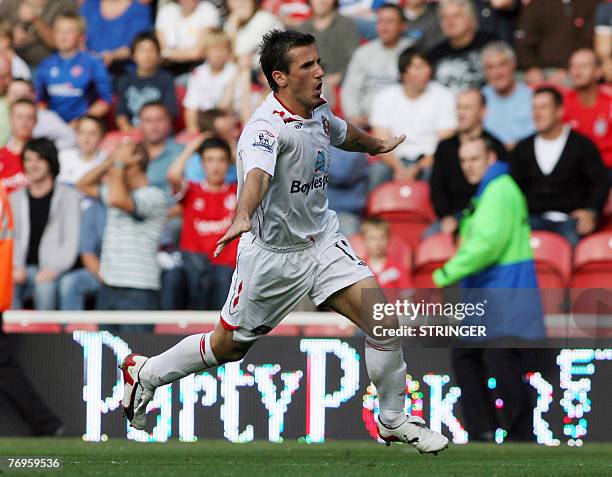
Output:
[214, 341, 251, 365]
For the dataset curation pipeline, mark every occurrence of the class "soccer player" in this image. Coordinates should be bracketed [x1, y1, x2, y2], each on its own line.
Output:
[120, 30, 448, 454]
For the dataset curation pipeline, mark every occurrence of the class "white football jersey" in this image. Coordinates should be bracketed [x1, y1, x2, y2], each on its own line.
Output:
[237, 93, 348, 248]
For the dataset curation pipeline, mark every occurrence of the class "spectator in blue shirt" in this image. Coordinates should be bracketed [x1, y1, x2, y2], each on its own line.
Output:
[58, 199, 106, 310]
[81, 0, 153, 75]
[481, 41, 535, 149]
[116, 32, 178, 132]
[80, 0, 152, 76]
[35, 13, 112, 125]
[139, 101, 183, 200]
[327, 147, 369, 236]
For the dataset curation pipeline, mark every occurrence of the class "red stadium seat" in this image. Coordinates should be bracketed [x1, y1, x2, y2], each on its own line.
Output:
[529, 232, 572, 313]
[3, 323, 62, 334]
[599, 189, 612, 231]
[154, 324, 215, 335]
[570, 231, 612, 289]
[348, 233, 412, 273]
[100, 131, 143, 153]
[569, 231, 612, 314]
[367, 181, 435, 249]
[412, 233, 457, 288]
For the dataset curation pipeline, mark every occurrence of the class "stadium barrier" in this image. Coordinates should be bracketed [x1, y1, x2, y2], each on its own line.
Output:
[1, 311, 611, 445]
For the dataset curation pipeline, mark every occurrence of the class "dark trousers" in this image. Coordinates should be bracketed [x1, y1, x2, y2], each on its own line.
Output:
[182, 251, 234, 310]
[0, 313, 62, 435]
[452, 347, 535, 441]
[96, 285, 158, 333]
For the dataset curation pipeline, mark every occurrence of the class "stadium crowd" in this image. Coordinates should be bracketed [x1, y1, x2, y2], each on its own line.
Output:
[0, 0, 611, 313]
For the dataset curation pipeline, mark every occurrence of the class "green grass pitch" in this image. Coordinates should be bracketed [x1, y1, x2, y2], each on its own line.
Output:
[0, 438, 610, 477]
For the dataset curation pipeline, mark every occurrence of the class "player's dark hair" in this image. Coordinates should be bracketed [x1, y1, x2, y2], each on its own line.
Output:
[378, 3, 406, 22]
[198, 136, 232, 162]
[22, 138, 60, 179]
[398, 47, 430, 75]
[78, 115, 107, 136]
[139, 100, 170, 117]
[259, 29, 316, 93]
[131, 31, 161, 56]
[534, 86, 564, 108]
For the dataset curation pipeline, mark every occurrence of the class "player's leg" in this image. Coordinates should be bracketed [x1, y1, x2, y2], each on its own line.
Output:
[120, 322, 254, 430]
[139, 321, 254, 388]
[323, 277, 448, 453]
[311, 234, 448, 453]
[321, 277, 407, 427]
[121, 239, 315, 430]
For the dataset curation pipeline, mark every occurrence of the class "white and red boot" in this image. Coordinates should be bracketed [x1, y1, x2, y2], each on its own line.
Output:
[377, 415, 449, 455]
[119, 353, 155, 431]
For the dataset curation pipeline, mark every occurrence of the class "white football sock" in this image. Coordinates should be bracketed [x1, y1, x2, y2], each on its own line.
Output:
[365, 337, 407, 428]
[139, 332, 218, 390]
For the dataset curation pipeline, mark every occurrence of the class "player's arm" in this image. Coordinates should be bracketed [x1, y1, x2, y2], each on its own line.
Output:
[338, 122, 405, 155]
[214, 168, 271, 257]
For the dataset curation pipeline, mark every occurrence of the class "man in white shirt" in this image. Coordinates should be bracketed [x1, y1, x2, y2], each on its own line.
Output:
[183, 31, 237, 133]
[369, 47, 457, 190]
[120, 29, 448, 456]
[341, 4, 413, 128]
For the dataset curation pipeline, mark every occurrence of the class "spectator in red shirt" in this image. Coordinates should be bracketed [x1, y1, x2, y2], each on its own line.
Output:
[167, 134, 238, 310]
[361, 217, 412, 290]
[564, 48, 612, 179]
[0, 98, 36, 194]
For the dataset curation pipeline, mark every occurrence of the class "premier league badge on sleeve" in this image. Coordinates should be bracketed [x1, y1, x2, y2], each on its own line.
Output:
[252, 130, 276, 153]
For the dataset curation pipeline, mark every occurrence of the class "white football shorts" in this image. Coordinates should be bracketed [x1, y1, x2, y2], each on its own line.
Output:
[219, 231, 373, 342]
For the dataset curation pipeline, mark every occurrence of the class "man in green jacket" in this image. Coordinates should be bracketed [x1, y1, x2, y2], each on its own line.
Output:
[432, 136, 545, 441]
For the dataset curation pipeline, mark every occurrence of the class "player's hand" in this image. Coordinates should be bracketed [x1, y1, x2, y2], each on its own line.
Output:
[214, 216, 252, 257]
[376, 135, 406, 154]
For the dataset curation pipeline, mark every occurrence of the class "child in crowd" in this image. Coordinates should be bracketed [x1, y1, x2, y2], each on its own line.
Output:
[166, 135, 237, 310]
[58, 115, 107, 186]
[183, 30, 237, 133]
[361, 217, 412, 290]
[0, 22, 31, 80]
[35, 13, 112, 125]
[116, 32, 178, 132]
